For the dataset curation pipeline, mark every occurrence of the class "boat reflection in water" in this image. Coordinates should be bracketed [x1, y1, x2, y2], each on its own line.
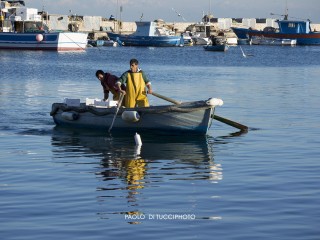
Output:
[50, 127, 239, 222]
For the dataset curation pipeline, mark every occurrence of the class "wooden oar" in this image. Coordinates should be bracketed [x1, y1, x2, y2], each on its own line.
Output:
[151, 92, 248, 132]
[152, 92, 181, 105]
[211, 115, 248, 132]
[108, 93, 124, 133]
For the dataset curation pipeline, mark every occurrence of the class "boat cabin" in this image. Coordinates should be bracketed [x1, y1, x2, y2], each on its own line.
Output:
[277, 20, 311, 34]
[186, 23, 217, 38]
[0, 0, 47, 33]
[134, 21, 175, 37]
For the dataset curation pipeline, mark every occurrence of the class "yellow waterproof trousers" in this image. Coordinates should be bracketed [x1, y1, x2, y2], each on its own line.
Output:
[124, 72, 149, 108]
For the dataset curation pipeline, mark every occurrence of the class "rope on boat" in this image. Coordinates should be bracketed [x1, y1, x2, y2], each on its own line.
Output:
[61, 32, 87, 51]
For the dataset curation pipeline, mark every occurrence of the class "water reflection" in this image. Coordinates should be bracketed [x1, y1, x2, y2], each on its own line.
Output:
[51, 126, 216, 162]
[50, 127, 229, 223]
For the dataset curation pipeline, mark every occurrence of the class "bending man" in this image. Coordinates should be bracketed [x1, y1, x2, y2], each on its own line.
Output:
[96, 70, 125, 101]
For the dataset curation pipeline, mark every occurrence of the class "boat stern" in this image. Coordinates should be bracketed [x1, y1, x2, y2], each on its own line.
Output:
[57, 32, 88, 51]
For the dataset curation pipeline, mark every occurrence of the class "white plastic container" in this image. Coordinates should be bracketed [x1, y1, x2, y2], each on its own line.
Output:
[63, 98, 80, 107]
[85, 98, 118, 108]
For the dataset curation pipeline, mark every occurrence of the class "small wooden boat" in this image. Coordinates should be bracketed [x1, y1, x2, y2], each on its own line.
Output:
[50, 97, 224, 135]
[204, 36, 228, 52]
[203, 44, 228, 52]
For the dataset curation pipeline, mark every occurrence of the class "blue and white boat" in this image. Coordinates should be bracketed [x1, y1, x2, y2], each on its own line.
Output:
[231, 15, 320, 45]
[107, 21, 183, 47]
[0, 1, 88, 51]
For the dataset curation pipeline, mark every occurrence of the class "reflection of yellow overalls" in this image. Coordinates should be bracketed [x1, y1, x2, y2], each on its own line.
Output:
[124, 72, 149, 108]
[125, 159, 146, 190]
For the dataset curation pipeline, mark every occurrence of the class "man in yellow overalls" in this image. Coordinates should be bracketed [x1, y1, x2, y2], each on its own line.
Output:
[117, 59, 153, 108]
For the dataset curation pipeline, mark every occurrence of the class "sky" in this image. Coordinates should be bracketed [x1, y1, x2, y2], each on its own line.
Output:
[29, 0, 320, 23]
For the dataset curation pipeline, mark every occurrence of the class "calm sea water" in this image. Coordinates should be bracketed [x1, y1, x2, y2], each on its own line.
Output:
[1, 45, 320, 239]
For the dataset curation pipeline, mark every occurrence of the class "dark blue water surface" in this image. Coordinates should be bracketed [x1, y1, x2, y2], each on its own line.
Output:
[1, 45, 320, 240]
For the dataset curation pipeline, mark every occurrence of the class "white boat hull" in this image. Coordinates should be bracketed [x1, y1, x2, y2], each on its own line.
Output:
[251, 36, 297, 46]
[0, 32, 88, 51]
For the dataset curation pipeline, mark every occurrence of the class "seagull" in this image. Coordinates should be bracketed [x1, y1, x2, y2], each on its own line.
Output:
[172, 8, 187, 21]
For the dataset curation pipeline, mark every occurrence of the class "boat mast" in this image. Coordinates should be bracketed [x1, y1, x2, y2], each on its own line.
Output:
[119, 5, 122, 33]
[116, 0, 118, 32]
[41, 0, 46, 30]
[284, 0, 288, 20]
[116, 0, 123, 33]
[207, 0, 213, 37]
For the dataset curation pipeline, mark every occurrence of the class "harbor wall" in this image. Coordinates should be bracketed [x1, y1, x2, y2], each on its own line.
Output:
[45, 14, 320, 37]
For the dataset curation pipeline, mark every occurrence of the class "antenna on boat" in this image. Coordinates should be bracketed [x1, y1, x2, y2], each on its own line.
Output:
[271, 0, 288, 20]
[284, 0, 288, 20]
[116, 0, 118, 32]
[270, 12, 288, 20]
[42, 0, 45, 12]
[115, 0, 123, 32]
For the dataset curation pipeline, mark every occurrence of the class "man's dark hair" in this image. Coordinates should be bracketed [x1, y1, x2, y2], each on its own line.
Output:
[130, 59, 139, 65]
[96, 70, 104, 78]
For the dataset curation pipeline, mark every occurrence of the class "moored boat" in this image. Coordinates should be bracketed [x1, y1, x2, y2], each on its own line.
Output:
[50, 97, 224, 135]
[107, 21, 183, 47]
[87, 39, 104, 47]
[204, 36, 228, 51]
[231, 15, 320, 45]
[0, 0, 88, 51]
[250, 36, 296, 46]
[204, 44, 228, 51]
[181, 32, 193, 46]
[185, 22, 212, 45]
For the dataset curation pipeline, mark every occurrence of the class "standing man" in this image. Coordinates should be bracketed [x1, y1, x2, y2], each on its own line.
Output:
[117, 59, 153, 108]
[95, 70, 125, 101]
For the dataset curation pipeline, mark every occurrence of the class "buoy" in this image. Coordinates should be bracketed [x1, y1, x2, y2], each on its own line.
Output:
[206, 98, 223, 107]
[36, 34, 43, 42]
[122, 111, 140, 122]
[134, 132, 142, 146]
